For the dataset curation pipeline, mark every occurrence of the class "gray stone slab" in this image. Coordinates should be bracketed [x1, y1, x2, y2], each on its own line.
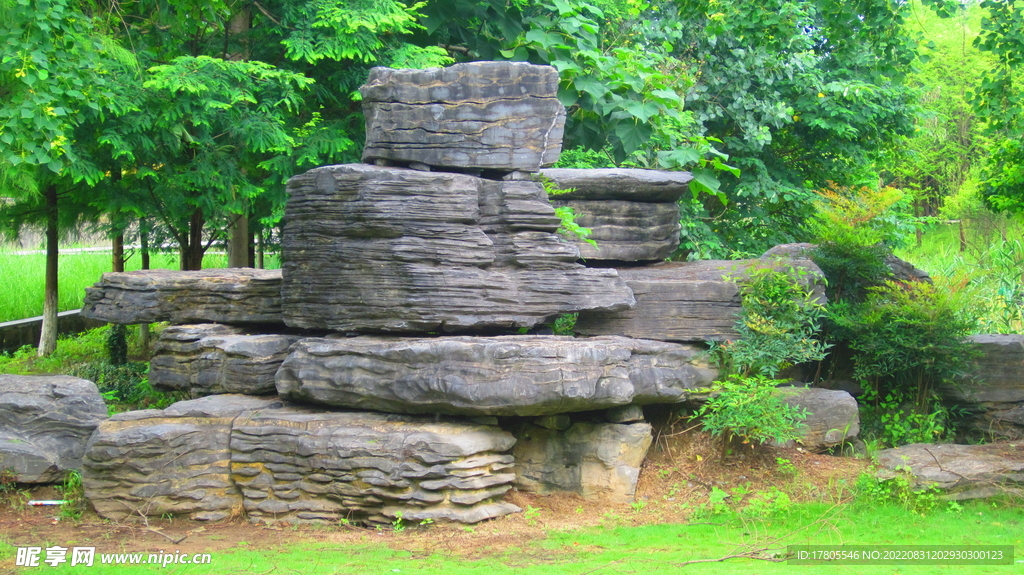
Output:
[275, 335, 717, 416]
[360, 62, 565, 171]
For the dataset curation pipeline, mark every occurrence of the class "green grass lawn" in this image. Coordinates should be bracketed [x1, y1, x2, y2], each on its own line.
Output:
[0, 249, 280, 323]
[2, 501, 1019, 574]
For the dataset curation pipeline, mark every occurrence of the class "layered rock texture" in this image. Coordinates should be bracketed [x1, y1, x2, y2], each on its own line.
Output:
[360, 62, 565, 172]
[575, 258, 825, 342]
[281, 164, 634, 332]
[82, 268, 283, 325]
[541, 168, 692, 262]
[150, 324, 300, 397]
[232, 409, 519, 525]
[875, 443, 1024, 500]
[0, 375, 108, 483]
[512, 421, 652, 501]
[82, 395, 519, 524]
[942, 334, 1024, 439]
[276, 335, 716, 416]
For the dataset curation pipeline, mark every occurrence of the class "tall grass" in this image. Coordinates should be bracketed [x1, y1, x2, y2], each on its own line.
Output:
[0, 249, 280, 323]
[896, 223, 1024, 334]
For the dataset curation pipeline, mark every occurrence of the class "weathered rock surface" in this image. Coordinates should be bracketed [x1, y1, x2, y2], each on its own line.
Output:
[774, 387, 860, 450]
[553, 200, 681, 261]
[83, 395, 520, 524]
[360, 62, 565, 172]
[281, 164, 634, 333]
[539, 169, 690, 262]
[875, 443, 1024, 500]
[232, 410, 519, 525]
[512, 421, 652, 502]
[275, 335, 717, 416]
[538, 168, 694, 202]
[575, 259, 825, 342]
[0, 375, 108, 483]
[82, 269, 283, 326]
[83, 395, 284, 521]
[940, 334, 1024, 439]
[150, 324, 300, 397]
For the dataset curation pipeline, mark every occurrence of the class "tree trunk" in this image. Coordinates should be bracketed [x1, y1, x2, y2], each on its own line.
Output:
[181, 207, 205, 271]
[112, 233, 125, 272]
[228, 212, 249, 268]
[256, 229, 265, 269]
[140, 223, 151, 354]
[38, 184, 59, 357]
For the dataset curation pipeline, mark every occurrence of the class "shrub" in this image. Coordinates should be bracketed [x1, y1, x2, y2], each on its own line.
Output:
[710, 265, 829, 378]
[696, 375, 808, 447]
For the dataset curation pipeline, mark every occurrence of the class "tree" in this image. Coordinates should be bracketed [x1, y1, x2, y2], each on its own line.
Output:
[0, 0, 131, 355]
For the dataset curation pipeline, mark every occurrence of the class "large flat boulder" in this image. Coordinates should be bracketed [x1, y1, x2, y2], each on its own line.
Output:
[875, 443, 1024, 500]
[539, 168, 693, 202]
[360, 62, 565, 172]
[281, 164, 634, 333]
[575, 259, 825, 342]
[150, 324, 301, 397]
[232, 410, 518, 525]
[0, 375, 108, 483]
[82, 395, 520, 524]
[512, 421, 652, 502]
[81, 268, 283, 326]
[275, 335, 717, 416]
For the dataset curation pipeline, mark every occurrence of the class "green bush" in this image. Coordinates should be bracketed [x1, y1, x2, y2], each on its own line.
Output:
[696, 375, 808, 447]
[710, 265, 829, 378]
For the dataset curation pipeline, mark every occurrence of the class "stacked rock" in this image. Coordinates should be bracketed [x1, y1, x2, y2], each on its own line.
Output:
[79, 61, 832, 525]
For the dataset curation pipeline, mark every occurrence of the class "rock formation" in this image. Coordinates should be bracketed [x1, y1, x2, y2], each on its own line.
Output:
[82, 268, 283, 325]
[360, 62, 565, 172]
[0, 375, 108, 483]
[280, 164, 635, 333]
[150, 324, 300, 397]
[275, 335, 717, 416]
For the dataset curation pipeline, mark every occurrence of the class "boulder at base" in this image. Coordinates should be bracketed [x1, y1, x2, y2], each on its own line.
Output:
[150, 324, 300, 397]
[82, 395, 520, 524]
[512, 421, 652, 502]
[360, 61, 565, 172]
[875, 443, 1024, 500]
[774, 387, 860, 450]
[0, 375, 108, 483]
[275, 335, 717, 416]
[81, 268, 283, 326]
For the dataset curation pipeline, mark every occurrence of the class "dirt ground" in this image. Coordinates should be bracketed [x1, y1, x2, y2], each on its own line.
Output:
[0, 424, 868, 566]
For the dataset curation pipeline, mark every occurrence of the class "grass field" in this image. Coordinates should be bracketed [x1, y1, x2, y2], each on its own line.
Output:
[0, 249, 280, 323]
[1, 500, 1019, 574]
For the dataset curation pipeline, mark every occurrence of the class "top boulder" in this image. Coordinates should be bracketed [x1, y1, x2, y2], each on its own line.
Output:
[360, 62, 565, 172]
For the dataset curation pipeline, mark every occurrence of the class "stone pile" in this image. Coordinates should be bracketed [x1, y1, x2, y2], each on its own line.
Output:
[77, 61, 847, 525]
